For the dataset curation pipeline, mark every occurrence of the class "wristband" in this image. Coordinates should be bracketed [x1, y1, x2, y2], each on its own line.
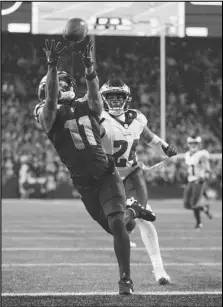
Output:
[85, 70, 97, 81]
[47, 58, 59, 66]
[148, 134, 169, 157]
[149, 134, 168, 148]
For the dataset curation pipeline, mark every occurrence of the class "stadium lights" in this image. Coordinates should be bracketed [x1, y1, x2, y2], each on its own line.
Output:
[1, 2, 23, 15]
[110, 18, 120, 25]
[97, 18, 108, 25]
[186, 27, 208, 36]
[8, 23, 30, 33]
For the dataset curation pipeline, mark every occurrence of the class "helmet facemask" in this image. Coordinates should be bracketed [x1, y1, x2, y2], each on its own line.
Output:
[57, 71, 77, 103]
[100, 80, 131, 117]
[187, 136, 202, 153]
[104, 92, 129, 117]
[38, 71, 77, 104]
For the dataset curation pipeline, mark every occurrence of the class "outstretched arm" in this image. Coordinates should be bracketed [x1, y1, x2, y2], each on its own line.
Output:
[141, 125, 178, 158]
[79, 38, 102, 116]
[39, 39, 67, 132]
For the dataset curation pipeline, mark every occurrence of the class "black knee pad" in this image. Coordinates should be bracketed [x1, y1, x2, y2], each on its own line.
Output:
[107, 212, 126, 236]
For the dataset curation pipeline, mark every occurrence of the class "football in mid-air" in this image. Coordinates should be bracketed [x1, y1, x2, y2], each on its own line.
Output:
[63, 18, 88, 43]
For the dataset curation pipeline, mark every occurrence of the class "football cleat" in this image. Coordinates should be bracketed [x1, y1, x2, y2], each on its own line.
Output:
[204, 204, 213, 219]
[126, 197, 156, 222]
[195, 223, 203, 229]
[153, 269, 171, 285]
[119, 274, 134, 295]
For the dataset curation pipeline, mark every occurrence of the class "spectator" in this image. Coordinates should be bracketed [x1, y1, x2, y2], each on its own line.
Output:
[2, 33, 222, 197]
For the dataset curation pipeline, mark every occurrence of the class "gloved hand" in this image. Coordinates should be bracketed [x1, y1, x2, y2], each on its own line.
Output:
[162, 144, 178, 157]
[78, 37, 94, 68]
[43, 39, 67, 66]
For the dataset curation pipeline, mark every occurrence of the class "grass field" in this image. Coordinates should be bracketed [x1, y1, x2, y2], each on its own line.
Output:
[2, 198, 222, 307]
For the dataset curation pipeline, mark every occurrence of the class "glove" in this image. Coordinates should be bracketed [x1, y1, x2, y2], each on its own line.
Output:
[78, 37, 94, 68]
[43, 39, 67, 66]
[162, 144, 178, 157]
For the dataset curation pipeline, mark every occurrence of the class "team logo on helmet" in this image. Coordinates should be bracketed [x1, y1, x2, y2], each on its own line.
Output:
[38, 71, 77, 103]
[100, 79, 131, 117]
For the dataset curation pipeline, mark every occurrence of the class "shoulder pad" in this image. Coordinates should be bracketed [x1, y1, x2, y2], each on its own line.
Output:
[128, 109, 147, 126]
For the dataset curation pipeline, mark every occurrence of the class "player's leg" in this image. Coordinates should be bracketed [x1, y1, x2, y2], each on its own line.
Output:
[99, 169, 134, 294]
[80, 187, 113, 234]
[80, 183, 133, 293]
[191, 180, 212, 228]
[183, 181, 200, 227]
[190, 181, 203, 228]
[201, 182, 213, 219]
[124, 167, 170, 285]
[99, 168, 155, 294]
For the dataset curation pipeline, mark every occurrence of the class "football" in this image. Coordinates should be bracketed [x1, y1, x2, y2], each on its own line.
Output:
[63, 18, 88, 43]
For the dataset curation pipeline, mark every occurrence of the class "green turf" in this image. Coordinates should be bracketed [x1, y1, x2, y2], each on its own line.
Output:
[2, 294, 222, 307]
[2, 199, 222, 307]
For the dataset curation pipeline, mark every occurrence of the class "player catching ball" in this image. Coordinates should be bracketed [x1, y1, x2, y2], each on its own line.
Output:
[34, 39, 156, 295]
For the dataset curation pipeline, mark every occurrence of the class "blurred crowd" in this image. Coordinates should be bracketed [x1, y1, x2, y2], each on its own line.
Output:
[2, 33, 222, 198]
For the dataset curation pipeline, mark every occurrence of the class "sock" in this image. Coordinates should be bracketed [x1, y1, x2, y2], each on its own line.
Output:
[193, 208, 201, 224]
[108, 213, 131, 279]
[136, 218, 164, 271]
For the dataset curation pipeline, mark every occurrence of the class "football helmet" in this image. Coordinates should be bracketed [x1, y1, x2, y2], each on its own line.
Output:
[100, 79, 131, 117]
[38, 71, 77, 103]
[187, 135, 202, 153]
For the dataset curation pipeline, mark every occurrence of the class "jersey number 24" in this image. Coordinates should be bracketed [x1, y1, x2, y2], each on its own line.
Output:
[113, 139, 139, 167]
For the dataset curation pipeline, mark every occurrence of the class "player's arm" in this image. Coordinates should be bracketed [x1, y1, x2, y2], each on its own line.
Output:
[141, 125, 178, 158]
[40, 39, 67, 132]
[78, 38, 102, 116]
[100, 124, 106, 138]
[200, 154, 211, 180]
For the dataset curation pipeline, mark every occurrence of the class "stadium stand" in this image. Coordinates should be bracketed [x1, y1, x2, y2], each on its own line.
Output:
[2, 33, 222, 198]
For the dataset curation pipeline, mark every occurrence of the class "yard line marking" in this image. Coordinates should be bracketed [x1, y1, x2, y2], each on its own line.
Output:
[2, 247, 222, 251]
[2, 262, 222, 268]
[2, 229, 222, 234]
[2, 291, 222, 296]
[2, 236, 222, 241]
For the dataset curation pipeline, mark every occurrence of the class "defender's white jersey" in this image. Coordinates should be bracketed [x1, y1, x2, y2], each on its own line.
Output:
[185, 149, 210, 182]
[101, 109, 147, 179]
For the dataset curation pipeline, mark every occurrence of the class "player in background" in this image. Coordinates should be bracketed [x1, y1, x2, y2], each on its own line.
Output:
[100, 79, 178, 285]
[184, 136, 212, 229]
[34, 39, 156, 295]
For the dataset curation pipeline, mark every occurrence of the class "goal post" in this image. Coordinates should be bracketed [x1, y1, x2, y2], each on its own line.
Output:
[160, 31, 166, 141]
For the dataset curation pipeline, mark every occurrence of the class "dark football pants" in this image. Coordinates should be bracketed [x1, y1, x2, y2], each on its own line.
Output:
[79, 168, 126, 234]
[184, 181, 207, 210]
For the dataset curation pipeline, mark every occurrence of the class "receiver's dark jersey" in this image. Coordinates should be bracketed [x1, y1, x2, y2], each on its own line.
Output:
[34, 97, 108, 183]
